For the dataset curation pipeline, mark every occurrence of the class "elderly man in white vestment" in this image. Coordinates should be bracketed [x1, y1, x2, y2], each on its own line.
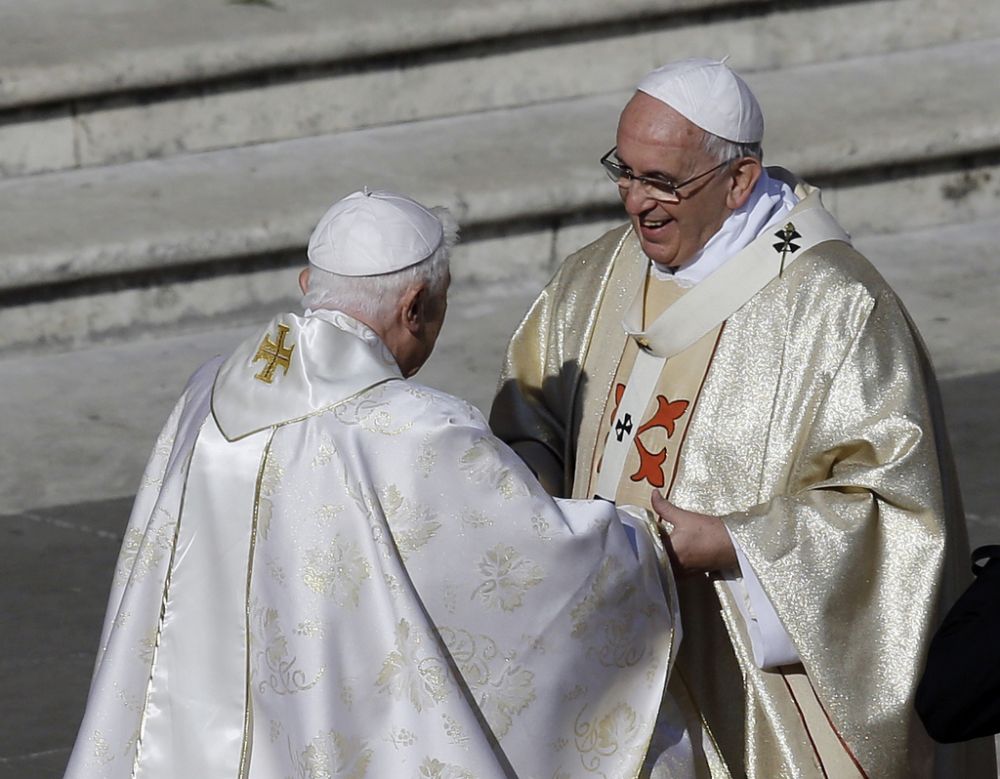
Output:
[490, 59, 996, 777]
[64, 189, 698, 779]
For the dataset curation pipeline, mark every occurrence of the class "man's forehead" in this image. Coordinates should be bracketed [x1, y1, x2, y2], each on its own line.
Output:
[615, 94, 706, 170]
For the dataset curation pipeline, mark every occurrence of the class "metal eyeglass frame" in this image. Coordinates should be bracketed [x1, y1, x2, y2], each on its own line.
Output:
[600, 146, 736, 203]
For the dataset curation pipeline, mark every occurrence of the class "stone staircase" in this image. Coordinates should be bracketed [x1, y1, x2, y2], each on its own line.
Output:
[2, 0, 999, 360]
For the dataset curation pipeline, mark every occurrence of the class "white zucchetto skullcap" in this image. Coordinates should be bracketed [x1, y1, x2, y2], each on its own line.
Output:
[307, 189, 445, 276]
[636, 58, 764, 144]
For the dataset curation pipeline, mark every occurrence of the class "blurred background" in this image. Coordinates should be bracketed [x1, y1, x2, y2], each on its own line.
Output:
[1, 0, 998, 775]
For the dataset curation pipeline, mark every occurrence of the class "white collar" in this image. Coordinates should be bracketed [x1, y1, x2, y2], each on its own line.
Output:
[650, 167, 799, 287]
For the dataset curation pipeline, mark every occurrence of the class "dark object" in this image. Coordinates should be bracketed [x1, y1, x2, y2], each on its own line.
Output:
[916, 545, 1000, 743]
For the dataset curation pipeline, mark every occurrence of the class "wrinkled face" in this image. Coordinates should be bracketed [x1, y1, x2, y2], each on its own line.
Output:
[615, 93, 735, 268]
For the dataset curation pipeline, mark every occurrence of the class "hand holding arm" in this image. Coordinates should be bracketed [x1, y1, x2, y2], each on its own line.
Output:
[651, 490, 737, 575]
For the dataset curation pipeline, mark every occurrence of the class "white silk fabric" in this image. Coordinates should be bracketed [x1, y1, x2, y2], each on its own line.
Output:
[65, 309, 683, 778]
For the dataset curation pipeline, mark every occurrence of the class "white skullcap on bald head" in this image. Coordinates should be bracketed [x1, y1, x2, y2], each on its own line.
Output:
[636, 58, 764, 143]
[307, 189, 445, 276]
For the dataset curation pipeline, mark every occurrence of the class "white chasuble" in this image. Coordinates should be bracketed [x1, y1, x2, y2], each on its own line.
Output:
[66, 308, 683, 779]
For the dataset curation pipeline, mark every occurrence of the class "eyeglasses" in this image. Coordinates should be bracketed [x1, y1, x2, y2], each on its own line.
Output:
[600, 147, 736, 203]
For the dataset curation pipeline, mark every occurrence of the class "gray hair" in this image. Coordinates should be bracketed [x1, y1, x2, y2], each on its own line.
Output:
[701, 130, 762, 164]
[302, 206, 459, 321]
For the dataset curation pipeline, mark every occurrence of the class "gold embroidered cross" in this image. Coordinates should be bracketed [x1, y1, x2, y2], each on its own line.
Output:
[252, 324, 295, 384]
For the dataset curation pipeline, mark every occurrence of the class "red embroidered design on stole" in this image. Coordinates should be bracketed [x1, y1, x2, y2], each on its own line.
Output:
[609, 383, 690, 488]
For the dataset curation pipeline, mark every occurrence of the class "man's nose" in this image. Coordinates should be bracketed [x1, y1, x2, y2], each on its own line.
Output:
[620, 180, 656, 214]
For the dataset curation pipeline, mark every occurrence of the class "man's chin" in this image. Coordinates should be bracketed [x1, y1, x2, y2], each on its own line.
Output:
[638, 238, 680, 268]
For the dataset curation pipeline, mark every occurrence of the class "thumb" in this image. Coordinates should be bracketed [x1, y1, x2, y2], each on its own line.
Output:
[650, 489, 673, 519]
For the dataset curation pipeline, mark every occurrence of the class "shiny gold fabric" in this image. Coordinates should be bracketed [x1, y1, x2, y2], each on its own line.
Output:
[490, 193, 995, 777]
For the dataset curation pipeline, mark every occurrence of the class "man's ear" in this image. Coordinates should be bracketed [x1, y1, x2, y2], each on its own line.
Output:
[726, 158, 762, 210]
[298, 267, 311, 296]
[400, 283, 427, 335]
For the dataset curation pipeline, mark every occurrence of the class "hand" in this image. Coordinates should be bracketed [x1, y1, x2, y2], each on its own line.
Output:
[651, 490, 738, 576]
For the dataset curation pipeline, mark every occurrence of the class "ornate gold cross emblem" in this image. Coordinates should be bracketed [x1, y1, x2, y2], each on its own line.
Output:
[252, 324, 295, 384]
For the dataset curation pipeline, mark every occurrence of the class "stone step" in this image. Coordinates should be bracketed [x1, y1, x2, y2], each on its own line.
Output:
[0, 211, 997, 517]
[3, 0, 999, 176]
[1, 38, 998, 354]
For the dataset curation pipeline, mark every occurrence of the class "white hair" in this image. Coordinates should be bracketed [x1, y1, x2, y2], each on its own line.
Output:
[701, 130, 762, 164]
[301, 206, 459, 321]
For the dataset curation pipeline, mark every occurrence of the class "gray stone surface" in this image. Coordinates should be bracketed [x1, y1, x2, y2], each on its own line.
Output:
[5, 0, 999, 175]
[0, 0, 741, 109]
[3, 371, 996, 778]
[2, 37, 1000, 355]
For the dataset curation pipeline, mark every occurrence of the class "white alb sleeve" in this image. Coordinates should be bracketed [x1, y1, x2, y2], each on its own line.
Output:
[721, 526, 799, 669]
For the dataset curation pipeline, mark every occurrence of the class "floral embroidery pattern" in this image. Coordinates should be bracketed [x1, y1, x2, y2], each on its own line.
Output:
[459, 438, 528, 500]
[570, 557, 650, 668]
[440, 627, 536, 737]
[376, 619, 450, 711]
[472, 544, 544, 612]
[251, 600, 321, 695]
[419, 756, 475, 778]
[379, 484, 441, 560]
[114, 509, 175, 586]
[301, 535, 371, 607]
[257, 448, 285, 539]
[574, 702, 645, 776]
[310, 435, 338, 468]
[290, 729, 373, 779]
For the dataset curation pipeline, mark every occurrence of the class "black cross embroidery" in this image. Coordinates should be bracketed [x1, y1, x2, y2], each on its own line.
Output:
[615, 413, 634, 442]
[772, 222, 802, 276]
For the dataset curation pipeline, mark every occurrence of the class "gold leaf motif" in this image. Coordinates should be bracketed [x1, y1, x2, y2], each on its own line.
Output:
[91, 729, 114, 765]
[260, 450, 285, 497]
[311, 435, 338, 468]
[251, 600, 322, 696]
[459, 438, 528, 501]
[441, 714, 470, 748]
[301, 535, 371, 607]
[334, 393, 412, 436]
[292, 729, 373, 779]
[440, 627, 536, 737]
[574, 702, 645, 775]
[388, 727, 417, 749]
[416, 435, 437, 477]
[114, 510, 175, 586]
[570, 557, 648, 668]
[460, 509, 493, 529]
[379, 485, 441, 560]
[530, 513, 552, 540]
[376, 619, 450, 711]
[472, 544, 544, 612]
[419, 756, 474, 778]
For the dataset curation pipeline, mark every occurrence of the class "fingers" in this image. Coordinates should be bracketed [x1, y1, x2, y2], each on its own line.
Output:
[650, 489, 672, 516]
[650, 490, 677, 539]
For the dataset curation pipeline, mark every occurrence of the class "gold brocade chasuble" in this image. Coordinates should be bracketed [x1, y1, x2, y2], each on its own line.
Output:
[580, 220, 865, 779]
[491, 174, 995, 778]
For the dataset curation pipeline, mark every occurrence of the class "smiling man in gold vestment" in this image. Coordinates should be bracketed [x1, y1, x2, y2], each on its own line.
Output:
[490, 58, 996, 777]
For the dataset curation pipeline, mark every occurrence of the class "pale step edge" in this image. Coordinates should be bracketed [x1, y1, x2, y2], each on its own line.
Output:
[0, 211, 997, 517]
[1, 190, 998, 365]
[3, 6, 1000, 177]
[3, 35, 1000, 292]
[0, 0, 741, 109]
